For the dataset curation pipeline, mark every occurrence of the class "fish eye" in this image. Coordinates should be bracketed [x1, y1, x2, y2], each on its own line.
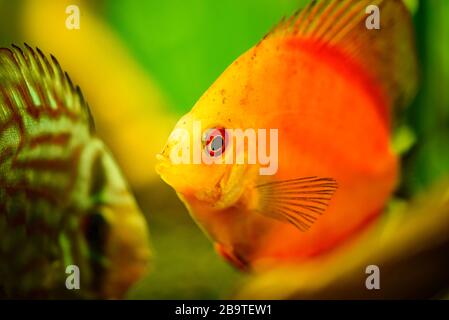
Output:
[203, 127, 228, 157]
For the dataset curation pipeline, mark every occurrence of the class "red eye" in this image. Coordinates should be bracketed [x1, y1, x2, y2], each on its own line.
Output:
[203, 127, 228, 157]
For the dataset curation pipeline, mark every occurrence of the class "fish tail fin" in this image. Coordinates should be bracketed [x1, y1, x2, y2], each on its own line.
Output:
[269, 0, 419, 110]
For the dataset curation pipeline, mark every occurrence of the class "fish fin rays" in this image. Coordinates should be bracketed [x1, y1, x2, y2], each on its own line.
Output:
[0, 44, 95, 131]
[255, 176, 338, 232]
[267, 0, 418, 110]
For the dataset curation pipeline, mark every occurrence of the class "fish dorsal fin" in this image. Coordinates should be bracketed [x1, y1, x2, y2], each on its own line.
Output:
[0, 44, 94, 131]
[268, 0, 418, 110]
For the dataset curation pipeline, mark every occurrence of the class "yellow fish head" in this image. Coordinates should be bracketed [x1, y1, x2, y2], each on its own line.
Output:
[156, 109, 255, 202]
[156, 94, 271, 270]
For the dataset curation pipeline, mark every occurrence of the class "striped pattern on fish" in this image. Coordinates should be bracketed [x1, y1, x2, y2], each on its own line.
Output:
[0, 44, 150, 298]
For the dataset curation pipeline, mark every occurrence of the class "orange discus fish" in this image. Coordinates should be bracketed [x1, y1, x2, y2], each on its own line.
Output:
[156, 0, 418, 271]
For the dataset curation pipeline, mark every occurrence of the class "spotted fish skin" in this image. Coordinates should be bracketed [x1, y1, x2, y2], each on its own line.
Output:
[0, 45, 151, 298]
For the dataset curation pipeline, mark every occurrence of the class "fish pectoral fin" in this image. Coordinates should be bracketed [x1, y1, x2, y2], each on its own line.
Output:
[1, 44, 95, 131]
[254, 176, 338, 232]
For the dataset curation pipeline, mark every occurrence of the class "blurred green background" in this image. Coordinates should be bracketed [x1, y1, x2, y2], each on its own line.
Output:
[108, 0, 309, 299]
[106, 0, 305, 113]
[104, 0, 305, 299]
[0, 0, 448, 299]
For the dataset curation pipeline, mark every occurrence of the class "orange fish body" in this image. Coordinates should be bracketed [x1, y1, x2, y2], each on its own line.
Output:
[157, 0, 417, 271]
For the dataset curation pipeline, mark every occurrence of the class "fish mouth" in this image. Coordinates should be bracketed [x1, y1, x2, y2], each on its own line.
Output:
[155, 152, 171, 177]
[155, 152, 190, 193]
[155, 153, 166, 162]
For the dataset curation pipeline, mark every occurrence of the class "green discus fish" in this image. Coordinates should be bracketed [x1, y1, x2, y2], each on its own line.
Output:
[0, 44, 151, 299]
